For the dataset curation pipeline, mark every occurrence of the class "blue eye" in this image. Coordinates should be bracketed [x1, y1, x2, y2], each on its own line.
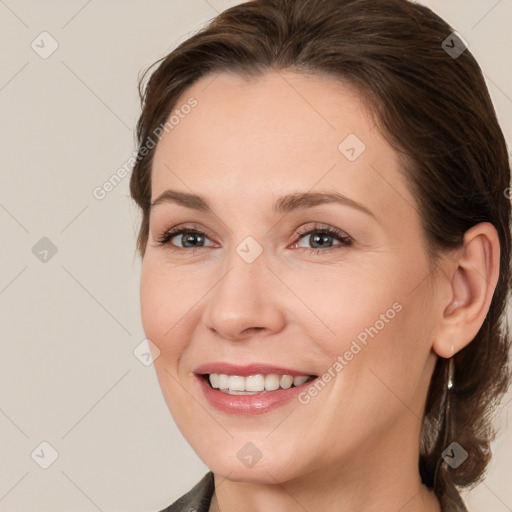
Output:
[156, 223, 353, 254]
[294, 225, 353, 252]
[157, 227, 214, 252]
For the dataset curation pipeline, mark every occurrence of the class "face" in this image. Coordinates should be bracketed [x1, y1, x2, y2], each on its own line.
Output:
[140, 71, 442, 483]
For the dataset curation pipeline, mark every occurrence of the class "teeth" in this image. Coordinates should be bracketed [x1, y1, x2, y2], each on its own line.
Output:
[228, 375, 245, 391]
[265, 374, 280, 391]
[246, 374, 265, 392]
[293, 376, 309, 386]
[218, 374, 229, 390]
[280, 375, 294, 389]
[209, 373, 219, 388]
[207, 373, 313, 394]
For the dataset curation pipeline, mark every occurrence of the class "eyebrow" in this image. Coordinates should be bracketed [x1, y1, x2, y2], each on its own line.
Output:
[150, 189, 376, 220]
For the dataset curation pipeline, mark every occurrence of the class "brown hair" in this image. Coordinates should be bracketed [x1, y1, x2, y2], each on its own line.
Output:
[130, 0, 512, 509]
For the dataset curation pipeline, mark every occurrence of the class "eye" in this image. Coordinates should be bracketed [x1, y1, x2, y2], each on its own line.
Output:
[154, 222, 353, 255]
[155, 225, 216, 253]
[291, 223, 353, 253]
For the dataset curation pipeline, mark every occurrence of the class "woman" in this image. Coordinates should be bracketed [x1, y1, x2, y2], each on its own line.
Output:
[129, 0, 511, 510]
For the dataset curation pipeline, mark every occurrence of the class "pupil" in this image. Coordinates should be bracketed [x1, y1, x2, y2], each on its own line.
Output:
[184, 233, 203, 247]
[311, 233, 331, 248]
[180, 232, 334, 249]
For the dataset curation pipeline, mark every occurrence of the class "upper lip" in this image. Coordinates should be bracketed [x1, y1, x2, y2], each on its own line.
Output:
[194, 362, 317, 377]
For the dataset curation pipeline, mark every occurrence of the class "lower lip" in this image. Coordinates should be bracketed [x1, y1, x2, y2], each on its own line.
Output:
[195, 375, 317, 415]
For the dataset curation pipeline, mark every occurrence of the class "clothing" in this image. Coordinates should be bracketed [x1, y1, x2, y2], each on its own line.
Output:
[158, 472, 214, 512]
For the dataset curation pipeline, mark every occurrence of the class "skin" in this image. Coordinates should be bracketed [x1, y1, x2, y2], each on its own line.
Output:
[139, 71, 500, 512]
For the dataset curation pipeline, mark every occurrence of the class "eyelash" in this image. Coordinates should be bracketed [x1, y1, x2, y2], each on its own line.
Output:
[155, 223, 353, 255]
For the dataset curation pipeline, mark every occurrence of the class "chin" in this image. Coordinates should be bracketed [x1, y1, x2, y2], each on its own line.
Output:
[193, 435, 312, 484]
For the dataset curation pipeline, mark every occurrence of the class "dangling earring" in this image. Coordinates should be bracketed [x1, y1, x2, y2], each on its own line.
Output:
[433, 350, 456, 488]
[447, 346, 455, 390]
[445, 350, 455, 447]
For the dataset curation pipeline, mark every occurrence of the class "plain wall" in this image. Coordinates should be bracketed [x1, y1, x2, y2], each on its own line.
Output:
[0, 1, 511, 510]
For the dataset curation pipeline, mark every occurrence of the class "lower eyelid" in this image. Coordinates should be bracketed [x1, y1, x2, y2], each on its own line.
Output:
[156, 226, 352, 251]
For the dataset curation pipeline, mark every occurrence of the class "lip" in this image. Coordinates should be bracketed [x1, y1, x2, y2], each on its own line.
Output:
[193, 362, 318, 415]
[194, 362, 316, 377]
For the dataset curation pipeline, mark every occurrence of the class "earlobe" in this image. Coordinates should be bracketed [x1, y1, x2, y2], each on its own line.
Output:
[432, 222, 500, 359]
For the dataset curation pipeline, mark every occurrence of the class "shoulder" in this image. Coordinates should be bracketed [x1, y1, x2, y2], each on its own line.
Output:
[156, 471, 214, 512]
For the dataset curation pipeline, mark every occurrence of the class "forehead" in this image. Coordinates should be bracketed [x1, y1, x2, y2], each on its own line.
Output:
[150, 71, 417, 225]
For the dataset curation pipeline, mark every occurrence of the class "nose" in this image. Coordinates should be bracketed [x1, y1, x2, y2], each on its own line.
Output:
[202, 252, 286, 342]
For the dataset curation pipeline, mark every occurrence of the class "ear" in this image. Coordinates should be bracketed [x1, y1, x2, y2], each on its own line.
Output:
[432, 222, 501, 358]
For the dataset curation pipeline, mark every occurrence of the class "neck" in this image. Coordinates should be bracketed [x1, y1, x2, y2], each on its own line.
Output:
[208, 413, 441, 512]
[210, 470, 440, 512]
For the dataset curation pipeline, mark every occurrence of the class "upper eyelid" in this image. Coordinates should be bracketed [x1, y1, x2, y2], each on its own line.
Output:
[158, 223, 352, 247]
[159, 223, 346, 238]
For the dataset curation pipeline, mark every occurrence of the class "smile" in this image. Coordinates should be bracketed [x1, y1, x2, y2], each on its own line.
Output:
[206, 373, 314, 394]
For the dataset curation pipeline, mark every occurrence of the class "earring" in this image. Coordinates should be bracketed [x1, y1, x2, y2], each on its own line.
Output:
[447, 353, 454, 390]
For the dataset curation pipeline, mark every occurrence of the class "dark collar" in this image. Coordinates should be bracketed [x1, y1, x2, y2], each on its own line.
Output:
[159, 472, 214, 512]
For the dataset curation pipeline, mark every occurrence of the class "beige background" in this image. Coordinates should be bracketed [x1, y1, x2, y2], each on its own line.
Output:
[0, 0, 511, 510]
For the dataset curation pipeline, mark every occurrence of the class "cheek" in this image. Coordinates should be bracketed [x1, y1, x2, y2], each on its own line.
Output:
[291, 253, 433, 388]
[139, 257, 193, 358]
[140, 262, 165, 346]
[282, 259, 402, 352]
[140, 258, 198, 421]
[326, 279, 437, 431]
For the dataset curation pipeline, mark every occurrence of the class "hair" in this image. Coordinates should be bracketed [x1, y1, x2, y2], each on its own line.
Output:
[129, 0, 512, 509]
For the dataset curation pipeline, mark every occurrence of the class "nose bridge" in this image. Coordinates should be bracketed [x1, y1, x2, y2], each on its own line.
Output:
[202, 242, 285, 340]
